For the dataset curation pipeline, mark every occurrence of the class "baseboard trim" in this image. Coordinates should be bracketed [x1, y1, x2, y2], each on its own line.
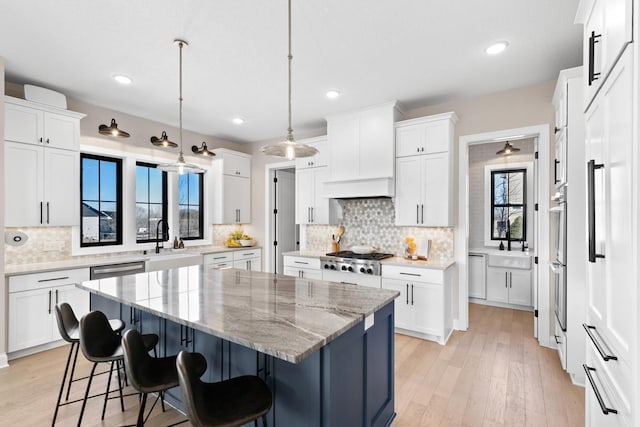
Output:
[0, 353, 8, 369]
[453, 318, 467, 331]
[468, 298, 533, 312]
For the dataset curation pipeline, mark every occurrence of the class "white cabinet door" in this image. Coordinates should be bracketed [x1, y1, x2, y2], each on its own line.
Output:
[44, 148, 78, 226]
[295, 138, 328, 169]
[283, 267, 321, 279]
[395, 125, 421, 157]
[8, 288, 53, 352]
[412, 282, 443, 336]
[486, 267, 509, 303]
[508, 270, 532, 306]
[311, 167, 329, 224]
[422, 120, 449, 154]
[233, 258, 260, 271]
[52, 285, 89, 338]
[422, 153, 450, 226]
[394, 156, 421, 226]
[328, 117, 359, 181]
[44, 112, 79, 151]
[223, 175, 250, 223]
[554, 128, 567, 187]
[295, 168, 314, 224]
[5, 141, 44, 226]
[382, 279, 412, 331]
[222, 152, 251, 178]
[359, 108, 394, 179]
[5, 103, 44, 145]
[468, 254, 486, 299]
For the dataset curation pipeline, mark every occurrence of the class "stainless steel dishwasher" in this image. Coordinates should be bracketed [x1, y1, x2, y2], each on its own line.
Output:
[90, 261, 146, 279]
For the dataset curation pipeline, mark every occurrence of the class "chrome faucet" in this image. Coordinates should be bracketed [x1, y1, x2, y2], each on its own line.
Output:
[155, 219, 169, 254]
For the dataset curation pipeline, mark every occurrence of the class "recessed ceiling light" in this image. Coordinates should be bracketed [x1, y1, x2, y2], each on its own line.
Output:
[326, 90, 341, 99]
[113, 74, 132, 85]
[232, 117, 245, 125]
[485, 41, 509, 55]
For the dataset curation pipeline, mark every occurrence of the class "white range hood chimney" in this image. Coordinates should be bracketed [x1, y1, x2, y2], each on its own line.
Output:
[323, 102, 402, 199]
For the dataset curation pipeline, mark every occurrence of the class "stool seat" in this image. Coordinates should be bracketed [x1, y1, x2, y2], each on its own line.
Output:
[177, 351, 272, 427]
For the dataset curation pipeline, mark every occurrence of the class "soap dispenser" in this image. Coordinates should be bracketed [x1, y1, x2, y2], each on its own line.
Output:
[173, 236, 179, 249]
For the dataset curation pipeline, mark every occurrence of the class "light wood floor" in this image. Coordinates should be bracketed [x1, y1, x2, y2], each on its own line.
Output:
[0, 303, 583, 426]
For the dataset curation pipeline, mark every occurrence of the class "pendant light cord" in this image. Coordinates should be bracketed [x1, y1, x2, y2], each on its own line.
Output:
[287, 0, 294, 142]
[178, 40, 184, 155]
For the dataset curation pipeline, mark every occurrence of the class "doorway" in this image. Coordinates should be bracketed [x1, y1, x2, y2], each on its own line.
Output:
[264, 162, 298, 274]
[458, 124, 551, 348]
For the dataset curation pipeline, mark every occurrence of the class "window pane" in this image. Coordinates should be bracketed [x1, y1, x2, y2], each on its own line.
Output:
[493, 173, 507, 205]
[179, 175, 189, 205]
[100, 161, 117, 201]
[99, 201, 118, 242]
[509, 207, 525, 240]
[188, 174, 200, 204]
[508, 172, 525, 204]
[136, 166, 149, 203]
[187, 207, 200, 238]
[136, 203, 149, 240]
[493, 207, 508, 239]
[149, 204, 163, 240]
[179, 206, 189, 237]
[82, 158, 99, 200]
[149, 168, 164, 203]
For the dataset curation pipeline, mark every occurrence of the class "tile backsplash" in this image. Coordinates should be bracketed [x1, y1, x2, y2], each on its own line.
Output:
[304, 198, 453, 259]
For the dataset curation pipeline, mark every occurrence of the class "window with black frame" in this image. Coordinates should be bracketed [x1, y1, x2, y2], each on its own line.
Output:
[135, 162, 168, 243]
[491, 169, 526, 241]
[178, 173, 203, 240]
[80, 154, 122, 246]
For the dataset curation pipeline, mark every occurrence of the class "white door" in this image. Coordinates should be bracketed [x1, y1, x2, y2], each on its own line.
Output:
[5, 103, 43, 145]
[422, 153, 450, 226]
[382, 279, 412, 330]
[274, 170, 297, 274]
[468, 254, 486, 299]
[8, 288, 53, 352]
[486, 267, 509, 303]
[44, 112, 78, 151]
[44, 148, 78, 226]
[394, 156, 421, 226]
[412, 282, 443, 336]
[5, 141, 44, 226]
[508, 270, 532, 307]
[295, 169, 314, 224]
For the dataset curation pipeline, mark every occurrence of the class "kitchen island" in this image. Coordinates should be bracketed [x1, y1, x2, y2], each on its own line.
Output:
[78, 266, 399, 427]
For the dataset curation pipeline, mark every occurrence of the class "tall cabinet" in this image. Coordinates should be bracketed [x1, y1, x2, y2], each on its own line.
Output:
[394, 113, 457, 226]
[577, 1, 637, 425]
[210, 149, 251, 224]
[4, 96, 85, 227]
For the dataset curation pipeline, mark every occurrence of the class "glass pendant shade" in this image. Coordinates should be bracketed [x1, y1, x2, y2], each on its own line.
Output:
[496, 141, 520, 155]
[150, 131, 178, 148]
[99, 118, 130, 138]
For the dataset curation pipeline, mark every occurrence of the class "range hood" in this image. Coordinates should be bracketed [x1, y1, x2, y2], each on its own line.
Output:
[323, 102, 401, 199]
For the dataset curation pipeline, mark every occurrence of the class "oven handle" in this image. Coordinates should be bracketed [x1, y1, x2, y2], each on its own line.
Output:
[587, 160, 605, 262]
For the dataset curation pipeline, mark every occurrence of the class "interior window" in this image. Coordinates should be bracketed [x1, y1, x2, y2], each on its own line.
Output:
[491, 169, 526, 241]
[80, 154, 122, 246]
[178, 173, 203, 240]
[135, 162, 168, 243]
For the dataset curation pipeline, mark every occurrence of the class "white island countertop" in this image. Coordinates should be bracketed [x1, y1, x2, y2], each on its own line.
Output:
[78, 266, 399, 364]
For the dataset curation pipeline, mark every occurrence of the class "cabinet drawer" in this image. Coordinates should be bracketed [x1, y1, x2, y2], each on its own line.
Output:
[585, 345, 631, 426]
[233, 249, 261, 260]
[381, 265, 444, 283]
[283, 256, 321, 270]
[203, 252, 233, 264]
[8, 268, 90, 293]
[554, 318, 567, 370]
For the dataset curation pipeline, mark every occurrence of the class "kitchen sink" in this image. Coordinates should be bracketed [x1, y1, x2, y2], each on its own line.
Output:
[487, 252, 532, 270]
[145, 252, 203, 272]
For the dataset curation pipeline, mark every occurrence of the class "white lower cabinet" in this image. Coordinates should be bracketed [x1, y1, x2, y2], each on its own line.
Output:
[381, 264, 452, 344]
[468, 253, 486, 299]
[232, 248, 262, 271]
[8, 268, 90, 355]
[486, 266, 532, 307]
[282, 255, 322, 279]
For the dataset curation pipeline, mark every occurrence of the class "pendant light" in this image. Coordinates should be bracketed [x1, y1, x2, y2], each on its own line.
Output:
[261, 0, 318, 160]
[158, 39, 205, 174]
[496, 141, 520, 156]
[191, 141, 216, 156]
[99, 118, 130, 138]
[150, 131, 178, 148]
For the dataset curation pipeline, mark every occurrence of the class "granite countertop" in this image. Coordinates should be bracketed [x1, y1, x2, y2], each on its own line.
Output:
[77, 266, 399, 364]
[283, 251, 455, 270]
[5, 246, 263, 277]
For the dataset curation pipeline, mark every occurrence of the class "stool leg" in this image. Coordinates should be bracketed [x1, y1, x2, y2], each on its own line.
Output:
[101, 361, 115, 420]
[77, 362, 98, 427]
[160, 390, 166, 412]
[262, 414, 268, 427]
[136, 393, 147, 427]
[52, 342, 75, 426]
[65, 342, 80, 401]
[116, 359, 125, 412]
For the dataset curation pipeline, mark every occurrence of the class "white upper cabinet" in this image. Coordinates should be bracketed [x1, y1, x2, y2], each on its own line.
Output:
[577, 0, 633, 109]
[43, 148, 79, 226]
[5, 142, 44, 226]
[394, 113, 457, 227]
[210, 149, 252, 224]
[5, 97, 83, 151]
[295, 136, 328, 170]
[295, 166, 341, 225]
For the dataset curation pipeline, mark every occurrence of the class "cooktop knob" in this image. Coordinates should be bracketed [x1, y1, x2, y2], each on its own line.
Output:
[330, 265, 336, 270]
[323, 264, 329, 269]
[341, 265, 347, 271]
[360, 267, 366, 273]
[348, 266, 353, 272]
[366, 268, 373, 274]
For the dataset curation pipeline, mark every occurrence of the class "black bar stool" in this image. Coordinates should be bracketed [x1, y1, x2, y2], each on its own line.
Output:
[77, 310, 158, 426]
[176, 351, 272, 427]
[52, 303, 126, 426]
[122, 329, 207, 426]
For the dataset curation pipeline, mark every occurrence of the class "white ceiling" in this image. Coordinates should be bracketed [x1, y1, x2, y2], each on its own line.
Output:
[0, 0, 582, 143]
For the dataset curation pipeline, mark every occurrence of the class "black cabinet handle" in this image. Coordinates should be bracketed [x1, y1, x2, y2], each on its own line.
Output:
[554, 160, 560, 184]
[40, 201, 43, 224]
[48, 290, 52, 314]
[406, 284, 409, 305]
[421, 204, 424, 224]
[554, 126, 561, 134]
[46, 202, 50, 224]
[583, 324, 617, 361]
[416, 204, 419, 224]
[46, 138, 50, 144]
[37, 276, 69, 283]
[588, 31, 601, 86]
[583, 365, 617, 415]
[588, 160, 605, 262]
[505, 272, 508, 288]
[55, 289, 59, 304]
[554, 335, 561, 345]
[39, 137, 43, 143]
[411, 284, 414, 305]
